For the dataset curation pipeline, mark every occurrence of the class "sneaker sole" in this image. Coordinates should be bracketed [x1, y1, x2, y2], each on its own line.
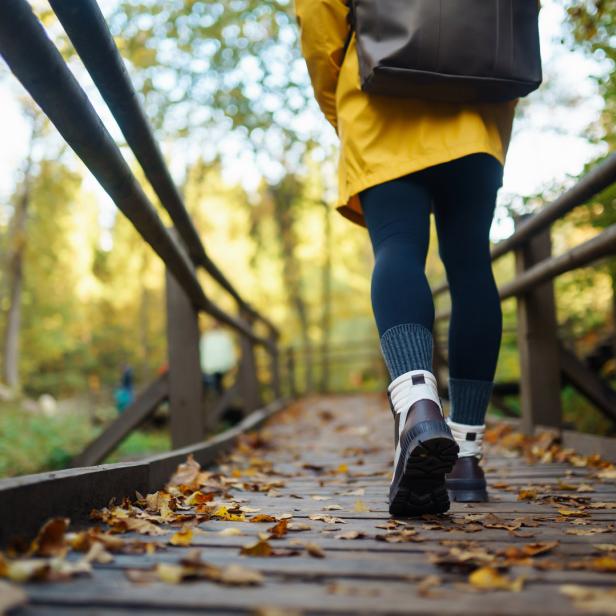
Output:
[389, 421, 459, 517]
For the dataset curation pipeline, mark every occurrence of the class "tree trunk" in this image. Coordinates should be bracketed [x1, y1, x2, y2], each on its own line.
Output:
[3, 183, 29, 390]
[270, 184, 313, 393]
[319, 201, 332, 393]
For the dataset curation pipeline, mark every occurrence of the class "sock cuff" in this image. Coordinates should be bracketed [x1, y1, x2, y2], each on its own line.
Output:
[380, 323, 433, 379]
[448, 377, 493, 426]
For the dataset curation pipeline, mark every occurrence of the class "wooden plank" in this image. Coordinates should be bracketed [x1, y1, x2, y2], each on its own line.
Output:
[165, 231, 205, 448]
[0, 399, 288, 545]
[562, 429, 616, 463]
[71, 374, 169, 467]
[17, 571, 597, 615]
[514, 217, 562, 432]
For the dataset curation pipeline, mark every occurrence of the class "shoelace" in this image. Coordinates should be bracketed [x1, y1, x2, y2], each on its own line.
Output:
[446, 418, 485, 459]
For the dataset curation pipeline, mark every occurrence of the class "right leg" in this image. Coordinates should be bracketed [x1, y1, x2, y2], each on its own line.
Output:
[360, 176, 458, 516]
[360, 176, 435, 377]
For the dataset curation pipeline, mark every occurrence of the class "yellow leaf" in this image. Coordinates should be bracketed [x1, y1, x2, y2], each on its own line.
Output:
[468, 567, 524, 592]
[353, 500, 369, 513]
[169, 526, 194, 547]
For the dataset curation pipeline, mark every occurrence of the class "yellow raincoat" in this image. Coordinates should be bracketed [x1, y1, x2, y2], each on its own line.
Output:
[295, 0, 517, 227]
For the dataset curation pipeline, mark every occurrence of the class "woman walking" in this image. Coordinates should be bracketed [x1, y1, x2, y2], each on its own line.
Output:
[295, 0, 541, 515]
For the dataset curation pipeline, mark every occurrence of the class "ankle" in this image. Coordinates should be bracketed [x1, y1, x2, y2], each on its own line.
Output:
[446, 418, 485, 459]
[388, 369, 442, 416]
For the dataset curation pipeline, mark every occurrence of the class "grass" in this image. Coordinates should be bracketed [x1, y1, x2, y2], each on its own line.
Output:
[0, 399, 171, 479]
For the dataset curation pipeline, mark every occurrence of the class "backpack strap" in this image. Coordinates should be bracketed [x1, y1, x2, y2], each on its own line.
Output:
[341, 0, 355, 61]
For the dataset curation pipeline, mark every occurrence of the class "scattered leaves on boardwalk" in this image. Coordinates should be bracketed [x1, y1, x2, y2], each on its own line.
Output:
[1, 395, 616, 615]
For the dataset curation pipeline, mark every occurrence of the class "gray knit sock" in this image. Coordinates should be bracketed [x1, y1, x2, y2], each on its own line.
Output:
[449, 377, 494, 425]
[380, 323, 433, 379]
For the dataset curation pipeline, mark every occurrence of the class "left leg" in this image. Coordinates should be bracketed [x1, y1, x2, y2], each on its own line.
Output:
[430, 153, 504, 501]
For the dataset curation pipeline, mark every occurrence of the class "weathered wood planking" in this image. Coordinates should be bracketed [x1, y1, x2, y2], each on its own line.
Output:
[7, 394, 616, 615]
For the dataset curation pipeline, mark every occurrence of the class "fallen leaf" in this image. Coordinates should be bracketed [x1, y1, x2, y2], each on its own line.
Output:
[560, 585, 616, 614]
[286, 522, 311, 532]
[0, 580, 27, 614]
[304, 543, 325, 558]
[169, 526, 194, 547]
[240, 539, 273, 557]
[468, 566, 524, 592]
[593, 544, 616, 553]
[353, 500, 369, 513]
[29, 518, 70, 557]
[211, 506, 246, 522]
[308, 514, 346, 524]
[218, 527, 242, 537]
[167, 455, 202, 489]
[267, 519, 289, 538]
[250, 514, 278, 523]
[417, 575, 442, 598]
[335, 531, 366, 540]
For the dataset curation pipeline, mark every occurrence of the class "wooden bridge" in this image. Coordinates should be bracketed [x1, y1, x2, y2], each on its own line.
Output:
[1, 1, 616, 614]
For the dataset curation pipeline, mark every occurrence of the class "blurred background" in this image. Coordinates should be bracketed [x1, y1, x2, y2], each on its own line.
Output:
[0, 0, 613, 477]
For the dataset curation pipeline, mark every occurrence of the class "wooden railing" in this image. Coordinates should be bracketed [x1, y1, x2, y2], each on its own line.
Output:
[433, 152, 616, 450]
[0, 0, 284, 467]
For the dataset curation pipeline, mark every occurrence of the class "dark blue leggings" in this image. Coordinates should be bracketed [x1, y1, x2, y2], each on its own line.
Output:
[360, 153, 503, 382]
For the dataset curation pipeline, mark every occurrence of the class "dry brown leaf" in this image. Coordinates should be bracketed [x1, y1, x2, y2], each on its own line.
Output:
[501, 541, 559, 560]
[335, 531, 366, 540]
[250, 514, 278, 523]
[560, 585, 616, 614]
[593, 544, 616, 553]
[0, 580, 27, 614]
[308, 514, 346, 524]
[589, 502, 616, 510]
[29, 518, 70, 557]
[240, 539, 273, 557]
[267, 519, 289, 538]
[417, 575, 442, 598]
[114, 518, 167, 536]
[83, 541, 114, 564]
[167, 454, 202, 489]
[517, 488, 538, 501]
[286, 522, 311, 532]
[566, 527, 612, 536]
[342, 488, 365, 496]
[304, 543, 325, 558]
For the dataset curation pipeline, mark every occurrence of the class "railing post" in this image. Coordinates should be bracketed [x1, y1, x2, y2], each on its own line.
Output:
[514, 215, 562, 434]
[237, 308, 261, 414]
[286, 347, 297, 398]
[269, 329, 282, 400]
[165, 229, 204, 448]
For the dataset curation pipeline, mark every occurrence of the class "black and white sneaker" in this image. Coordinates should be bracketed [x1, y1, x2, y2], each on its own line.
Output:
[387, 370, 459, 516]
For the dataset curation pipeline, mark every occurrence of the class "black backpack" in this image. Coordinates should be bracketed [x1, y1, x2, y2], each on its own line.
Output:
[347, 0, 542, 103]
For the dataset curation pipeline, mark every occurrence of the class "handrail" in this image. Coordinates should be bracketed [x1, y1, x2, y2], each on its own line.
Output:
[433, 151, 616, 298]
[47, 0, 277, 336]
[0, 0, 270, 348]
[436, 222, 616, 321]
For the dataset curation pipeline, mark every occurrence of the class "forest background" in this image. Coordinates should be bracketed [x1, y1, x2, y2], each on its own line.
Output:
[0, 0, 614, 477]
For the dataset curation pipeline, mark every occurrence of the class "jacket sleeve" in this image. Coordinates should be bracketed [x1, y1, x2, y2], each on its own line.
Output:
[294, 0, 349, 131]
